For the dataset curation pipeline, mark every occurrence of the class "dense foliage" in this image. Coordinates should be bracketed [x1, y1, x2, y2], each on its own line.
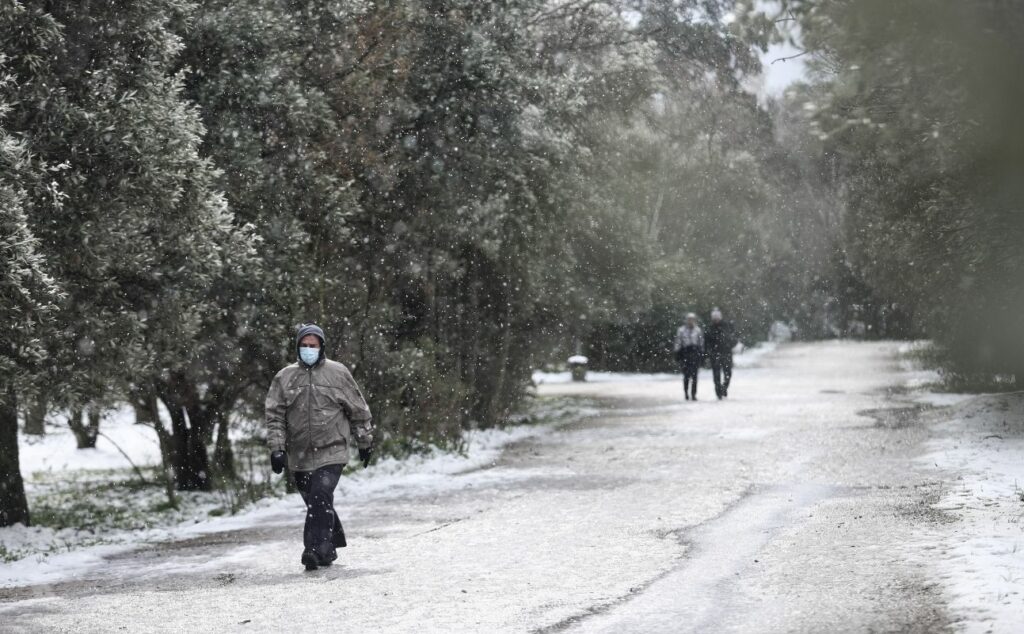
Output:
[1, 0, 789, 523]
[3, 0, 1019, 525]
[782, 0, 1024, 384]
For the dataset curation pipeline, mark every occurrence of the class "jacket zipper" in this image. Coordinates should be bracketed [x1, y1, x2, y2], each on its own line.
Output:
[307, 366, 313, 446]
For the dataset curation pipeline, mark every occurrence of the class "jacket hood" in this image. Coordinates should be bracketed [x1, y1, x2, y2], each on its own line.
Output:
[295, 323, 326, 365]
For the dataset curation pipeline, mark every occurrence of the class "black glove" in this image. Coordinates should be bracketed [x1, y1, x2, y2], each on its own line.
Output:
[358, 447, 373, 469]
[270, 450, 287, 474]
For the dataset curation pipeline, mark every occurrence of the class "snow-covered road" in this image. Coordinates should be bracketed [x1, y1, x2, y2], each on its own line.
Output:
[0, 342, 996, 632]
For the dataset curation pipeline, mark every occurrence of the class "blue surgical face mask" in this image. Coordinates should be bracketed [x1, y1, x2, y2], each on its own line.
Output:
[299, 346, 320, 366]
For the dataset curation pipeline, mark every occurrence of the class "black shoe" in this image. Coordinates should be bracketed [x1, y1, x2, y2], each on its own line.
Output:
[301, 549, 320, 571]
[317, 544, 338, 566]
[318, 552, 336, 567]
[692, 394, 698, 401]
[685, 394, 690, 400]
[301, 548, 337, 570]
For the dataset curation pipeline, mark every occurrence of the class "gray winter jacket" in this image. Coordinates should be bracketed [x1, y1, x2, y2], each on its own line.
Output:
[674, 325, 704, 352]
[265, 351, 373, 473]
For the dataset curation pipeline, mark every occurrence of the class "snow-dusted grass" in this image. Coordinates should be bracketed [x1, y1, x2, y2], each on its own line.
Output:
[0, 483, 237, 586]
[897, 340, 947, 392]
[914, 394, 1024, 632]
[2, 464, 282, 565]
[901, 342, 1024, 632]
[3, 404, 281, 567]
[898, 340, 1019, 395]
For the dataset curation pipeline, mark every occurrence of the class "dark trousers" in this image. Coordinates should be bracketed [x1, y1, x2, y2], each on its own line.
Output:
[680, 346, 702, 398]
[293, 464, 345, 557]
[711, 353, 733, 397]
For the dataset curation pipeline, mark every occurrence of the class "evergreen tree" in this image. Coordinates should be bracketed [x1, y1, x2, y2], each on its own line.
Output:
[785, 0, 1024, 382]
[4, 0, 252, 490]
[183, 0, 666, 447]
[0, 3, 63, 525]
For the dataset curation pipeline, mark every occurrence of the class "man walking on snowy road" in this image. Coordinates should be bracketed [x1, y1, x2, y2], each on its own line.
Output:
[674, 313, 704, 400]
[706, 308, 736, 400]
[265, 323, 374, 570]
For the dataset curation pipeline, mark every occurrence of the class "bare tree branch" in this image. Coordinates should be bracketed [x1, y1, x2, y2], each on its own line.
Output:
[771, 50, 809, 65]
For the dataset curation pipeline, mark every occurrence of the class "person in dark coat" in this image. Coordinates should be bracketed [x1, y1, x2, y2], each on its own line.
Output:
[705, 308, 736, 399]
[673, 313, 704, 400]
[265, 324, 375, 570]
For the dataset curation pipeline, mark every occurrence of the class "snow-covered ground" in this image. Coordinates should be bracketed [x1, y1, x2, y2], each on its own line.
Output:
[6, 407, 166, 566]
[3, 341, 1023, 633]
[18, 405, 163, 473]
[2, 406, 580, 588]
[6, 404, 269, 570]
[893, 341, 1024, 632]
[531, 369, 678, 384]
[912, 393, 1024, 632]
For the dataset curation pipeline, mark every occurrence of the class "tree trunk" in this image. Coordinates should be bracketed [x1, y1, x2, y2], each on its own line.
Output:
[24, 395, 46, 436]
[163, 398, 212, 492]
[68, 406, 101, 449]
[211, 411, 235, 483]
[488, 325, 514, 426]
[0, 388, 31, 527]
[131, 390, 157, 426]
[185, 379, 237, 485]
[145, 393, 178, 508]
[184, 430, 212, 491]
